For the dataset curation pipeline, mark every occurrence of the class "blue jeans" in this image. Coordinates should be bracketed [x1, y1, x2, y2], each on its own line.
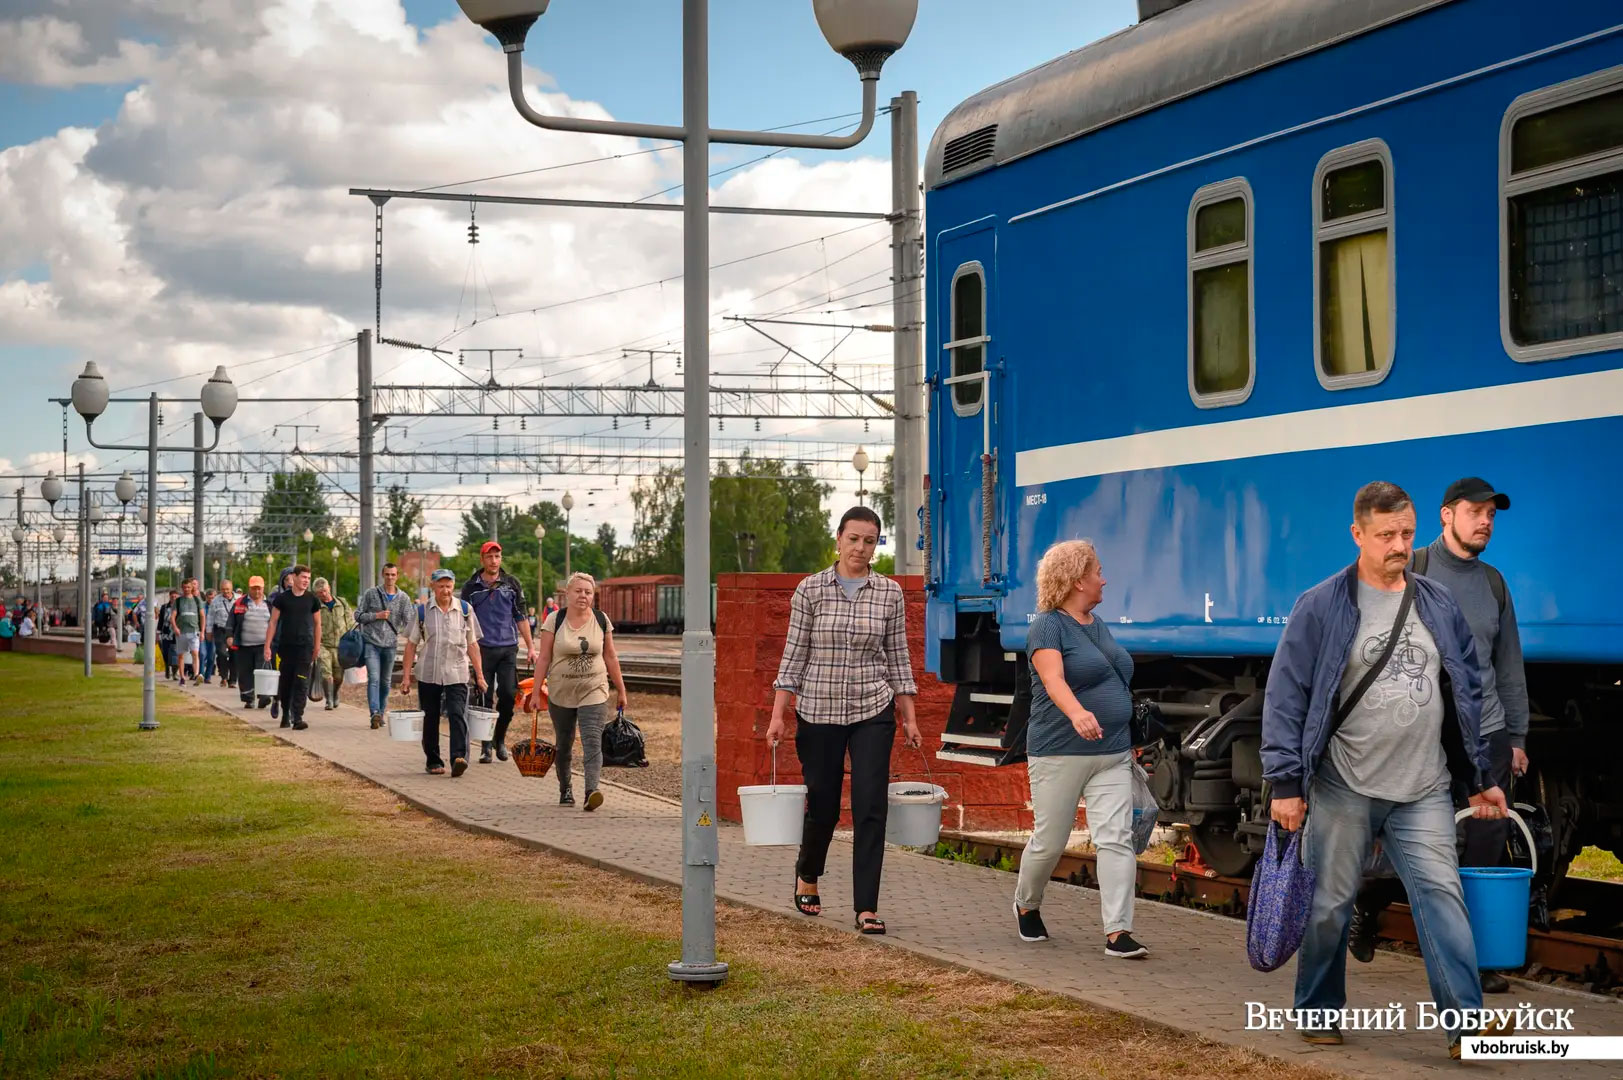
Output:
[363, 642, 395, 716]
[200, 636, 215, 680]
[1295, 761, 1482, 1040]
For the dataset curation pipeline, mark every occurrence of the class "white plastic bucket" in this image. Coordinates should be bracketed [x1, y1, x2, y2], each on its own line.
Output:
[388, 709, 423, 743]
[343, 666, 368, 685]
[253, 667, 280, 698]
[466, 706, 496, 743]
[739, 784, 807, 846]
[886, 782, 948, 847]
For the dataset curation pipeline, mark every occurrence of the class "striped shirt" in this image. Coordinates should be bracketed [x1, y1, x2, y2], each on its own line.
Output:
[408, 600, 482, 686]
[236, 599, 271, 646]
[772, 566, 917, 724]
[206, 594, 234, 632]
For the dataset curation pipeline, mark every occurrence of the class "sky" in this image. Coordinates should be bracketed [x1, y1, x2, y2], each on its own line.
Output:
[0, 0, 1138, 569]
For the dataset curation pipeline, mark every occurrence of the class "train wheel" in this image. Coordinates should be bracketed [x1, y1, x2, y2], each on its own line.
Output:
[1191, 819, 1256, 878]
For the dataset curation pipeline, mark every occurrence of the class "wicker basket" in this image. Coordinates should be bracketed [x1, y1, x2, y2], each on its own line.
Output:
[510, 706, 555, 779]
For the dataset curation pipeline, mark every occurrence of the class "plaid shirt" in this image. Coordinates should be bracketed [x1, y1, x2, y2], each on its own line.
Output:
[407, 599, 481, 686]
[773, 567, 917, 724]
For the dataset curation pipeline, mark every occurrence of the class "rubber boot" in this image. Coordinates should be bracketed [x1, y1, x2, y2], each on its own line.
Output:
[324, 678, 338, 710]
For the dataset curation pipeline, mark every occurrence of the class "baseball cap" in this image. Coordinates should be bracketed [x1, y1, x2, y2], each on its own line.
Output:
[247, 575, 264, 587]
[1442, 477, 1510, 510]
[430, 568, 456, 582]
[480, 540, 502, 555]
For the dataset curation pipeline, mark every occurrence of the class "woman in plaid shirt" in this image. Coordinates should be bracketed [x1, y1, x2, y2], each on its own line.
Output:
[768, 506, 921, 935]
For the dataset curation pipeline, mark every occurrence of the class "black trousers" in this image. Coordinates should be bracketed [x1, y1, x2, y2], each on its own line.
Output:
[420, 681, 469, 769]
[277, 644, 314, 723]
[795, 703, 895, 915]
[479, 644, 518, 747]
[235, 647, 273, 704]
[212, 629, 231, 682]
[1356, 728, 1517, 952]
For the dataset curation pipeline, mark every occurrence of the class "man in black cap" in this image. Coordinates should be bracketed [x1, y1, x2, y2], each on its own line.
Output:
[1348, 478, 1529, 994]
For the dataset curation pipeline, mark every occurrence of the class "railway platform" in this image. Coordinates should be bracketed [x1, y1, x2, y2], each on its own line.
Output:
[177, 678, 1620, 1078]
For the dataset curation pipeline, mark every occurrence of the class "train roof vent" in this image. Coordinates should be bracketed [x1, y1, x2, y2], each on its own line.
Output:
[941, 124, 998, 175]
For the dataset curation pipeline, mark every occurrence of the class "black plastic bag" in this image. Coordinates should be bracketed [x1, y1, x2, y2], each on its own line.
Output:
[602, 708, 648, 768]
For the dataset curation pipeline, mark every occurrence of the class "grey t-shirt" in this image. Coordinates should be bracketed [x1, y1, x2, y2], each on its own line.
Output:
[1025, 611, 1133, 757]
[1328, 580, 1449, 802]
[836, 574, 866, 600]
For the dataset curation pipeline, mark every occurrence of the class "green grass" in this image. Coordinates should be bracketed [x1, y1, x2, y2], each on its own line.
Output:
[2, 653, 1081, 1080]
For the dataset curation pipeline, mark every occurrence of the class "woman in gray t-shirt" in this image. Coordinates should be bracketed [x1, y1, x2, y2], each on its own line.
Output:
[1011, 540, 1147, 959]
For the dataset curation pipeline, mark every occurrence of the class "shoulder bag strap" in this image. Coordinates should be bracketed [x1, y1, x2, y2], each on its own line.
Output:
[1328, 574, 1415, 739]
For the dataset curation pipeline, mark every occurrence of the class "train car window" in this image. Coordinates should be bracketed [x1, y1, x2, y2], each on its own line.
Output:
[1314, 140, 1396, 389]
[1188, 179, 1255, 407]
[946, 263, 986, 414]
[1502, 72, 1623, 362]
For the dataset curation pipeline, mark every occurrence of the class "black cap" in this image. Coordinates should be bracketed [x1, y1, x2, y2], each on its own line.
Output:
[1442, 477, 1510, 510]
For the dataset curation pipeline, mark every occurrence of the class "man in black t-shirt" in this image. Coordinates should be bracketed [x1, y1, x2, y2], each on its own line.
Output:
[264, 565, 322, 730]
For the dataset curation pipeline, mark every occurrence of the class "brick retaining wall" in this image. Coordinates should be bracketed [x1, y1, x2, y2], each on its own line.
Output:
[714, 573, 1036, 832]
[11, 634, 118, 663]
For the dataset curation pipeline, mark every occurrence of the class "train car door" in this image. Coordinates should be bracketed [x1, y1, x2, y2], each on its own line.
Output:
[934, 218, 1001, 591]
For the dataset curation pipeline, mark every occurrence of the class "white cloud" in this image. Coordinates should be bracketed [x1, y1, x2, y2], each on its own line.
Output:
[1, 0, 897, 552]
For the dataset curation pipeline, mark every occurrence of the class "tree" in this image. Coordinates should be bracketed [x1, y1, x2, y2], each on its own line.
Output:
[247, 470, 334, 554]
[627, 466, 684, 575]
[873, 453, 895, 533]
[385, 484, 423, 553]
[780, 463, 835, 572]
[458, 502, 528, 552]
[595, 523, 619, 572]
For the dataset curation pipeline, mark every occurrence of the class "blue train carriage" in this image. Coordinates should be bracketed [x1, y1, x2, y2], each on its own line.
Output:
[922, 0, 1623, 882]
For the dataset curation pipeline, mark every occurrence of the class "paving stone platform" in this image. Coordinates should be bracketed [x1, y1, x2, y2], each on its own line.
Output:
[178, 679, 1619, 1078]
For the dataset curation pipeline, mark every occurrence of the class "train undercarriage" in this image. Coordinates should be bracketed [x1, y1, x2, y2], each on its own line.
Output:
[937, 613, 1622, 898]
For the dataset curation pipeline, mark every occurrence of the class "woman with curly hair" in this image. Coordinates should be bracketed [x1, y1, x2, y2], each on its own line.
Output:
[1012, 539, 1146, 959]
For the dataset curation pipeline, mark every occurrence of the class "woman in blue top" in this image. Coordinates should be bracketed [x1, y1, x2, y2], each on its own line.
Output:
[1012, 539, 1146, 959]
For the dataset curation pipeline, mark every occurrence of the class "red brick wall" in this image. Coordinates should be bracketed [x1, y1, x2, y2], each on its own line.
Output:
[714, 573, 1037, 832]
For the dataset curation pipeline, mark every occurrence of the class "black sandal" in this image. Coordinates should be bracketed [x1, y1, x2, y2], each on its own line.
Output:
[794, 879, 821, 917]
[855, 914, 886, 935]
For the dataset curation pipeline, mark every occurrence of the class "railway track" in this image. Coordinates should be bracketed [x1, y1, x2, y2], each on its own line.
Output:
[512, 652, 680, 695]
[939, 830, 1623, 993]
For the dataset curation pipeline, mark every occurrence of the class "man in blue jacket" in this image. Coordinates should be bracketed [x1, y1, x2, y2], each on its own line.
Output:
[461, 540, 536, 764]
[1261, 481, 1509, 1059]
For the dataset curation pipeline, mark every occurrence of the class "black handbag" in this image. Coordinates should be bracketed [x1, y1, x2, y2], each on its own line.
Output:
[1129, 699, 1168, 748]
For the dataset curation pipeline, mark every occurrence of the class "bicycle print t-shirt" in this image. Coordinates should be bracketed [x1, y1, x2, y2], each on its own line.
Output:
[1327, 579, 1449, 803]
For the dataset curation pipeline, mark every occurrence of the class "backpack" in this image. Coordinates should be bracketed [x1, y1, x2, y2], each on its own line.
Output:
[1411, 547, 1507, 613]
[601, 707, 649, 768]
[550, 608, 608, 635]
[417, 600, 473, 636]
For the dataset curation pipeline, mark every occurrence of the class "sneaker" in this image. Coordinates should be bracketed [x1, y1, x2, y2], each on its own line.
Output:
[291, 718, 308, 731]
[270, 699, 280, 721]
[1348, 903, 1379, 963]
[1480, 970, 1510, 994]
[1013, 902, 1049, 943]
[584, 790, 604, 812]
[479, 744, 493, 765]
[559, 792, 575, 806]
[1104, 932, 1148, 959]
[1301, 1024, 1343, 1046]
[451, 758, 468, 778]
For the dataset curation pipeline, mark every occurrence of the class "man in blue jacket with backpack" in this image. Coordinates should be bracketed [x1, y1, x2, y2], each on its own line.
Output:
[1261, 481, 1509, 1059]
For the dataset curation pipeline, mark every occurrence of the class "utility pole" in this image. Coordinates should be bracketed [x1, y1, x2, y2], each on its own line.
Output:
[193, 413, 205, 588]
[358, 330, 376, 600]
[891, 91, 923, 577]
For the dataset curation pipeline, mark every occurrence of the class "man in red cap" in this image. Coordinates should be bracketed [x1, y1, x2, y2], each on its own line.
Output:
[461, 539, 537, 763]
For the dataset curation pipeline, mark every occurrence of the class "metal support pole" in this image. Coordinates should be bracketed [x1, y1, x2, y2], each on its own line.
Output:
[117, 515, 124, 652]
[358, 330, 376, 600]
[564, 509, 571, 581]
[193, 413, 205, 589]
[891, 91, 923, 577]
[79, 462, 91, 677]
[669, 0, 725, 987]
[141, 395, 159, 730]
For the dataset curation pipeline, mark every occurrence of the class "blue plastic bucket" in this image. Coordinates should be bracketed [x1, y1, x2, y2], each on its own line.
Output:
[1459, 867, 1534, 969]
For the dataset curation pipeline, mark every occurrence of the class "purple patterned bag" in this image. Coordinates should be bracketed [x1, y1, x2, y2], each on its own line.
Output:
[1246, 822, 1316, 972]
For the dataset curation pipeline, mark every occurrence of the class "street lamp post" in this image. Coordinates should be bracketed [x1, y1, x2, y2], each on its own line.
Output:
[70, 362, 238, 730]
[561, 491, 574, 581]
[42, 465, 94, 677]
[331, 547, 340, 586]
[852, 446, 870, 508]
[454, 0, 915, 986]
[533, 523, 546, 618]
[212, 559, 221, 594]
[116, 472, 136, 650]
[303, 528, 314, 570]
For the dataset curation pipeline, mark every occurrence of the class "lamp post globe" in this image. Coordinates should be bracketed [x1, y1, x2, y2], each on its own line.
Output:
[136, 504, 148, 525]
[89, 504, 105, 524]
[52, 525, 66, 545]
[852, 446, 870, 476]
[199, 366, 238, 425]
[455, 0, 549, 48]
[10, 526, 24, 545]
[70, 361, 110, 421]
[115, 472, 137, 505]
[561, 491, 574, 513]
[533, 523, 545, 541]
[303, 528, 313, 543]
[41, 471, 63, 506]
[213, 559, 220, 572]
[813, 0, 917, 76]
